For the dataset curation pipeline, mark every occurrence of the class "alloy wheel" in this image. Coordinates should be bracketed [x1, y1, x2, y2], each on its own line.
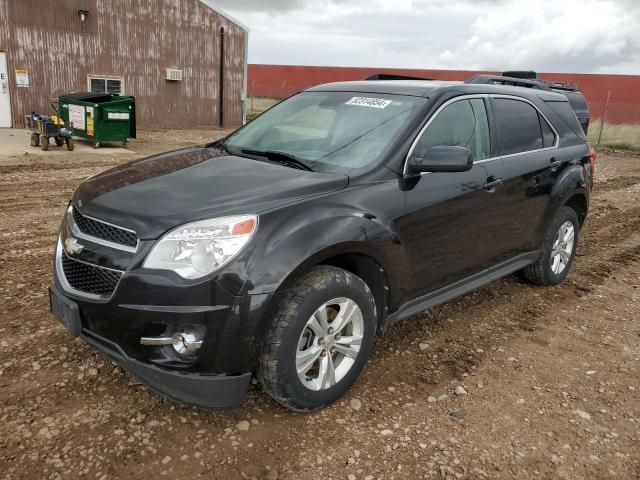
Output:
[550, 221, 575, 275]
[296, 297, 364, 391]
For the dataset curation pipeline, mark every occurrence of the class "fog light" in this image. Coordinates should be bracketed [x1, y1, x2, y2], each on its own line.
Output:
[171, 331, 203, 355]
[140, 328, 203, 355]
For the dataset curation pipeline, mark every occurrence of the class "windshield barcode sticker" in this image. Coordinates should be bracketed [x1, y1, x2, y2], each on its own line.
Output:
[345, 97, 392, 109]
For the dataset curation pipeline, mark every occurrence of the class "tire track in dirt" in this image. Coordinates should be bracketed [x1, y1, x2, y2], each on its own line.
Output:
[594, 175, 640, 192]
[1, 150, 639, 480]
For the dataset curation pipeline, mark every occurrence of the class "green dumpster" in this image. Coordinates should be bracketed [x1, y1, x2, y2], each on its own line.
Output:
[58, 92, 136, 148]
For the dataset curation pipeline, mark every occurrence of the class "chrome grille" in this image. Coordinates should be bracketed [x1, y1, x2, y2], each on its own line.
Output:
[71, 206, 137, 248]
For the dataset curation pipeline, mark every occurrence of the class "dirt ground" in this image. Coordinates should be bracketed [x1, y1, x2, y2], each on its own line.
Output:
[1, 129, 639, 480]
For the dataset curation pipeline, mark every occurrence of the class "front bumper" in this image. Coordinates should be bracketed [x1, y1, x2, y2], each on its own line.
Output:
[81, 326, 252, 408]
[49, 267, 284, 408]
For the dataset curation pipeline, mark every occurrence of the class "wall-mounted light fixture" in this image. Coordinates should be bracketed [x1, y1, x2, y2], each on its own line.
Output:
[78, 10, 89, 34]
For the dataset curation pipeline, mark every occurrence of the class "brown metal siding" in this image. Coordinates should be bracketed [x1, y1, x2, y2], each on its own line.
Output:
[0, 0, 9, 50]
[3, 0, 246, 128]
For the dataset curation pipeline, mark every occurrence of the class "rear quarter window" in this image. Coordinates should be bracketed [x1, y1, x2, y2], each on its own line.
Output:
[546, 100, 587, 140]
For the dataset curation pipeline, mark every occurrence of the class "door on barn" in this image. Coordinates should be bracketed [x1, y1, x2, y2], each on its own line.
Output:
[0, 52, 12, 127]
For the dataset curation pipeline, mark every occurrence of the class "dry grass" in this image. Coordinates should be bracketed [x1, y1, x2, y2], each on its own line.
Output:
[247, 97, 280, 120]
[588, 120, 640, 148]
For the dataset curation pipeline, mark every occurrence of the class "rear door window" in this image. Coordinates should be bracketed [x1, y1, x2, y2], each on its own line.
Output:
[493, 98, 546, 155]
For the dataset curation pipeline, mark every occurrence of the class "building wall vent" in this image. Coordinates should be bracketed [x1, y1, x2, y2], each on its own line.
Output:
[165, 68, 183, 81]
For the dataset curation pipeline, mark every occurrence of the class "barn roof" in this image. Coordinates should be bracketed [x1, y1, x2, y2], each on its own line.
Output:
[199, 1, 250, 32]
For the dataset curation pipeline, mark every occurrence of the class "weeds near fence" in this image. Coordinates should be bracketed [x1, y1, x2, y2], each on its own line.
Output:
[597, 142, 640, 153]
[587, 120, 640, 150]
[247, 97, 280, 122]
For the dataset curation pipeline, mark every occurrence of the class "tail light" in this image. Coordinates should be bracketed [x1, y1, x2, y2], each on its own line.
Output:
[588, 146, 597, 177]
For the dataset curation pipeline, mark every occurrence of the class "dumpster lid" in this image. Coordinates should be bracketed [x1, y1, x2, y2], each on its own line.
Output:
[59, 91, 117, 102]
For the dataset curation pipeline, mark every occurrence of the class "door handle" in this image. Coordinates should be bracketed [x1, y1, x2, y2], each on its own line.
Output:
[550, 157, 562, 170]
[483, 177, 503, 192]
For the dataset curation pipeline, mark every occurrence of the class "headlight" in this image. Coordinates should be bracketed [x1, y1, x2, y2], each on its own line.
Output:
[143, 215, 258, 279]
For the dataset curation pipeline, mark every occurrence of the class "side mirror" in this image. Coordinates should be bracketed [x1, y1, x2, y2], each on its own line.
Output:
[408, 145, 473, 173]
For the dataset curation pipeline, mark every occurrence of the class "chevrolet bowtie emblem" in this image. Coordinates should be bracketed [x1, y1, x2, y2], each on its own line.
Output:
[64, 236, 84, 255]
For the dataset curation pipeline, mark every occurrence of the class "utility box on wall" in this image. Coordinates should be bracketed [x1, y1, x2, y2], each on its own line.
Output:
[165, 69, 183, 81]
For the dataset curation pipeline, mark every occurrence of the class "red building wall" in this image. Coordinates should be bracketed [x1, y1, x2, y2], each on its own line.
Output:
[248, 64, 640, 123]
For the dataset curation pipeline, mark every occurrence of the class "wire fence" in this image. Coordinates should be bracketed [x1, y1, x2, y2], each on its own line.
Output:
[247, 83, 640, 149]
[587, 102, 640, 148]
[249, 81, 305, 101]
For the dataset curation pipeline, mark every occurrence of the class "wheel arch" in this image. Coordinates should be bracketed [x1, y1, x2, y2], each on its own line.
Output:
[564, 192, 588, 226]
[277, 245, 392, 334]
[536, 164, 589, 244]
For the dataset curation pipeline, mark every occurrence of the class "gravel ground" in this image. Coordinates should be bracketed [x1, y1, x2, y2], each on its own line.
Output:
[0, 130, 639, 480]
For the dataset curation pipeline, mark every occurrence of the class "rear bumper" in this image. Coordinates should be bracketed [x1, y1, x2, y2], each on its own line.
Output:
[81, 328, 251, 408]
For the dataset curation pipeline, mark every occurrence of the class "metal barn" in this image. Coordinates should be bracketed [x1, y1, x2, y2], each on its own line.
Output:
[0, 0, 248, 129]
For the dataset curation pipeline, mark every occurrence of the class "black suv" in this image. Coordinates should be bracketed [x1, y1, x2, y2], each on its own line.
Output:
[49, 78, 595, 411]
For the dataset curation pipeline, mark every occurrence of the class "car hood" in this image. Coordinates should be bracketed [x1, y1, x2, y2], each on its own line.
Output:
[72, 146, 349, 239]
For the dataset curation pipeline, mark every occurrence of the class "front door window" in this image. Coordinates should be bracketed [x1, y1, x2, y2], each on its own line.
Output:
[415, 98, 491, 161]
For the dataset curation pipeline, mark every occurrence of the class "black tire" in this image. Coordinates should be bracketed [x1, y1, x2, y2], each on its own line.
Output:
[41, 136, 49, 151]
[258, 266, 377, 411]
[522, 206, 579, 286]
[54, 137, 64, 147]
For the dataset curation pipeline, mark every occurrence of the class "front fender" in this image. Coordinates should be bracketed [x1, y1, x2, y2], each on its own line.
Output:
[215, 201, 405, 297]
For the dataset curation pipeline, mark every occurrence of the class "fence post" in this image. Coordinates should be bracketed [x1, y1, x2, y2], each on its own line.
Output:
[281, 81, 287, 99]
[597, 90, 611, 145]
[250, 80, 255, 111]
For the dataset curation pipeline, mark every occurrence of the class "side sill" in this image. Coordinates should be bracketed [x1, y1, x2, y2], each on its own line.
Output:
[386, 251, 540, 326]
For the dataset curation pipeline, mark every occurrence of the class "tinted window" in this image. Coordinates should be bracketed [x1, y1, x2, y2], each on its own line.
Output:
[539, 114, 556, 148]
[415, 98, 490, 161]
[493, 99, 544, 155]
[546, 100, 587, 139]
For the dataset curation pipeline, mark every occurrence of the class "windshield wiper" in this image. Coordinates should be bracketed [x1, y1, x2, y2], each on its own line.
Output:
[241, 149, 314, 171]
[205, 139, 234, 155]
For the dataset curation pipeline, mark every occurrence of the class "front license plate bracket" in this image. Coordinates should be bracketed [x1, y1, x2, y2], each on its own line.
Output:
[49, 287, 82, 337]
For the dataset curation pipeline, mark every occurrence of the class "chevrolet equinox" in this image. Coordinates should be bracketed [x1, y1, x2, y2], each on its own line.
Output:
[49, 79, 594, 411]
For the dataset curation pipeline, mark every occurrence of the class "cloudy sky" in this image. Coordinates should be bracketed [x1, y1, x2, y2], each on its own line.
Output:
[212, 0, 640, 74]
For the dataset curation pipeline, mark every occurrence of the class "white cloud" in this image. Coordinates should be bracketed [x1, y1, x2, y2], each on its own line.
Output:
[212, 0, 640, 73]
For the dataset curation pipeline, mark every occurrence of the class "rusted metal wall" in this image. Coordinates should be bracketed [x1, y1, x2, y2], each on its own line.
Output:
[0, 0, 9, 50]
[249, 64, 640, 123]
[1, 0, 246, 128]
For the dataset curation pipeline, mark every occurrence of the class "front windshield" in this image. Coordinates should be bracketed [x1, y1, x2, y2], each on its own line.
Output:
[224, 91, 424, 172]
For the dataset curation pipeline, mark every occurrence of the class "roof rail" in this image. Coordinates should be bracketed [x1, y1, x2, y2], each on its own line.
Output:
[538, 79, 580, 92]
[466, 74, 552, 91]
[363, 73, 433, 81]
[501, 70, 580, 92]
